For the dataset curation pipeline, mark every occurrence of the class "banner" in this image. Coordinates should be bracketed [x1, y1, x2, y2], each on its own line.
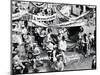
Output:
[12, 11, 28, 20]
[49, 20, 86, 27]
[32, 14, 56, 21]
[20, 13, 56, 22]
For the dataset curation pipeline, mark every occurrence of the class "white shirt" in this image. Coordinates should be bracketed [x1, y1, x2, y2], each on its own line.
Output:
[47, 42, 54, 50]
[59, 40, 67, 51]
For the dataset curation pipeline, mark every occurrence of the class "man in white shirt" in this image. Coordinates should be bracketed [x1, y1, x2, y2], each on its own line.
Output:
[59, 36, 67, 51]
[58, 36, 67, 64]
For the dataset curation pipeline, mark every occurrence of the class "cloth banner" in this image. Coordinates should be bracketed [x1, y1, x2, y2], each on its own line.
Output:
[32, 14, 56, 21]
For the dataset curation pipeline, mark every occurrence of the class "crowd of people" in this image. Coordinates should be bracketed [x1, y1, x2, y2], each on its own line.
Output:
[12, 1, 96, 74]
[12, 21, 96, 74]
[12, 21, 69, 74]
[77, 31, 96, 56]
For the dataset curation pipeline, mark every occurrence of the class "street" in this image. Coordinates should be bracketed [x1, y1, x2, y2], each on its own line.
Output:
[28, 52, 93, 73]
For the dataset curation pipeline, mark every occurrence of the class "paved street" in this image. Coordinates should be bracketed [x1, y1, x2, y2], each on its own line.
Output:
[29, 52, 93, 73]
[64, 56, 92, 70]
